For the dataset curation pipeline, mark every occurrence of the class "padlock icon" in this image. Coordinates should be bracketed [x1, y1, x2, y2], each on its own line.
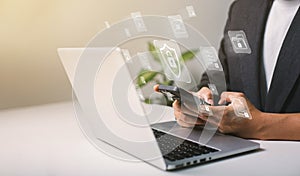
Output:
[228, 30, 252, 54]
[166, 51, 177, 69]
[232, 34, 247, 49]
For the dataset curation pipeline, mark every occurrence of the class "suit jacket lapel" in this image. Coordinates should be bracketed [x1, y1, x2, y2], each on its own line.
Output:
[265, 8, 300, 112]
[238, 0, 272, 110]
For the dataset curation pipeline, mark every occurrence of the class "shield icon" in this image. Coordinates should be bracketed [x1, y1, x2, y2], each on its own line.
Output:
[159, 44, 181, 78]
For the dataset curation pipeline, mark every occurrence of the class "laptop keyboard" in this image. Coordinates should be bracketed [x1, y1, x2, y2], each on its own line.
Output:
[152, 129, 219, 162]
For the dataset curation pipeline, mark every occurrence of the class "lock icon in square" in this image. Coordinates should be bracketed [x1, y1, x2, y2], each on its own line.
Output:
[232, 34, 247, 49]
[166, 51, 178, 69]
[228, 30, 252, 54]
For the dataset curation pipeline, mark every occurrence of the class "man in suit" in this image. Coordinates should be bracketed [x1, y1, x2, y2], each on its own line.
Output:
[172, 0, 300, 140]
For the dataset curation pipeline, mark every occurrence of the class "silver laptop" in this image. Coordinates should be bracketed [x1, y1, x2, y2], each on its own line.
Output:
[57, 47, 260, 171]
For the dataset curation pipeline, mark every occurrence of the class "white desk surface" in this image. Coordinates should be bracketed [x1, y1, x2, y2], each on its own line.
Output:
[0, 102, 299, 176]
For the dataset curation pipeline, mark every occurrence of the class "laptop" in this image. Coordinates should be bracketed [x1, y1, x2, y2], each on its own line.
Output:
[57, 47, 260, 171]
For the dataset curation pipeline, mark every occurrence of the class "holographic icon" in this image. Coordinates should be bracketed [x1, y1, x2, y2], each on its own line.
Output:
[153, 40, 191, 83]
[186, 6, 197, 18]
[159, 44, 181, 78]
[228, 31, 252, 54]
[121, 49, 132, 62]
[200, 47, 223, 71]
[168, 15, 188, 38]
[131, 12, 147, 32]
[198, 104, 213, 116]
[233, 35, 246, 49]
[230, 97, 252, 119]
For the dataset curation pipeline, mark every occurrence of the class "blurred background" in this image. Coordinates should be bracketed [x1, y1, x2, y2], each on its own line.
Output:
[0, 0, 233, 109]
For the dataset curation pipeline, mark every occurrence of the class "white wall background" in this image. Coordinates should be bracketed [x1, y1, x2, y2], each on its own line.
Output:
[0, 0, 233, 109]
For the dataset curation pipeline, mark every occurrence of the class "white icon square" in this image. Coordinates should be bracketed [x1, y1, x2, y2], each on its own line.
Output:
[228, 30, 252, 54]
[131, 12, 147, 32]
[186, 6, 197, 18]
[168, 15, 188, 38]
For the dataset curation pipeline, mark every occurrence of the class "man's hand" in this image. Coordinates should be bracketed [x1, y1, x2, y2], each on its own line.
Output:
[154, 85, 214, 128]
[172, 90, 300, 140]
[154, 85, 265, 138]
[173, 87, 214, 128]
[197, 92, 263, 138]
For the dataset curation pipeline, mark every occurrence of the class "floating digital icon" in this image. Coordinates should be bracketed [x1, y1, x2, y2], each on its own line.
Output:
[232, 35, 246, 49]
[186, 6, 197, 18]
[200, 47, 223, 71]
[131, 12, 147, 32]
[197, 103, 213, 116]
[159, 43, 181, 78]
[199, 104, 213, 116]
[204, 105, 213, 116]
[168, 15, 188, 38]
[166, 51, 178, 69]
[230, 97, 252, 119]
[121, 49, 132, 62]
[228, 31, 252, 54]
[153, 40, 191, 83]
[214, 63, 220, 69]
[208, 83, 219, 96]
[137, 52, 152, 70]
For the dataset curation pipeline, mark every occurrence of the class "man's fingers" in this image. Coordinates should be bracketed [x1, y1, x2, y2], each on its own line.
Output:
[198, 106, 226, 124]
[172, 100, 180, 110]
[174, 99, 207, 128]
[179, 113, 205, 124]
[181, 105, 200, 117]
[219, 92, 231, 105]
[177, 118, 194, 128]
[153, 84, 159, 92]
[197, 87, 214, 105]
[173, 99, 201, 117]
[219, 91, 248, 104]
[176, 117, 205, 128]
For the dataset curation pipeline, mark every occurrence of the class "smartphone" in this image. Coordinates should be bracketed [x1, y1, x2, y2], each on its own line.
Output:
[157, 85, 211, 106]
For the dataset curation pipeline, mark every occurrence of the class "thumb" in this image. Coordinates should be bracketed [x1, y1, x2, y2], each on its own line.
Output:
[200, 87, 213, 105]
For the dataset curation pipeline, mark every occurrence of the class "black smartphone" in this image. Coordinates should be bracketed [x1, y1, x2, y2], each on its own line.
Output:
[157, 85, 211, 106]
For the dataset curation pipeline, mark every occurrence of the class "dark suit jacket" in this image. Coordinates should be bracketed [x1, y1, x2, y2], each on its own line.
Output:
[201, 0, 300, 113]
